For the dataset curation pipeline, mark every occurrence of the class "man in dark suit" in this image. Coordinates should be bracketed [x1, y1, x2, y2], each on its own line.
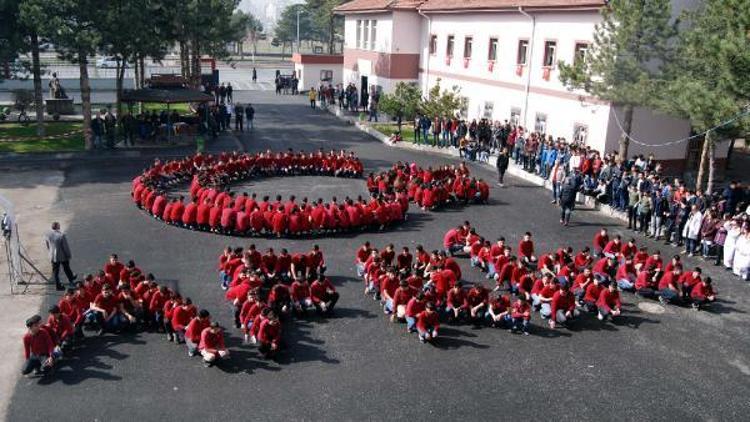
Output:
[43, 222, 76, 290]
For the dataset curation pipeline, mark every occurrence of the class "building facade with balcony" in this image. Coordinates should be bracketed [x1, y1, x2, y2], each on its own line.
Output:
[334, 0, 721, 175]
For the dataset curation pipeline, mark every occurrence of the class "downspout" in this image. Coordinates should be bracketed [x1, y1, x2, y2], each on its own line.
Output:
[418, 9, 432, 94]
[518, 6, 535, 130]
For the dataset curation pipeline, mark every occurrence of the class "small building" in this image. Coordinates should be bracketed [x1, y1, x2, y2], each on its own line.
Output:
[292, 54, 344, 92]
[333, 0, 720, 177]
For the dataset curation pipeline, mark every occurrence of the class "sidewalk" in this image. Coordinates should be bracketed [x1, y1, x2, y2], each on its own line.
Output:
[324, 105, 629, 224]
[0, 170, 69, 421]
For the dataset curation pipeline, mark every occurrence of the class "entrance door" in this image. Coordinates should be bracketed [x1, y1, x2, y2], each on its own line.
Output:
[360, 76, 369, 107]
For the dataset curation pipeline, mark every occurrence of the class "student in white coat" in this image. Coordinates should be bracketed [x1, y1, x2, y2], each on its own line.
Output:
[682, 205, 703, 257]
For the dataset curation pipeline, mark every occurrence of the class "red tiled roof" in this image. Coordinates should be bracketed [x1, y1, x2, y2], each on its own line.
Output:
[419, 0, 605, 12]
[334, 0, 604, 13]
[334, 0, 423, 13]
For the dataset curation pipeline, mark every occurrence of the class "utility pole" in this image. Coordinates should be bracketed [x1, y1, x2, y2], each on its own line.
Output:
[296, 9, 302, 53]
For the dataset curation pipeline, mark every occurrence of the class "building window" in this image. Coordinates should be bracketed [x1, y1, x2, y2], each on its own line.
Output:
[363, 20, 370, 50]
[543, 41, 557, 67]
[488, 38, 498, 61]
[574, 43, 589, 65]
[483, 101, 494, 119]
[510, 107, 522, 127]
[446, 35, 454, 57]
[463, 37, 473, 59]
[429, 35, 437, 55]
[535, 113, 548, 134]
[356, 20, 362, 49]
[573, 123, 588, 144]
[320, 70, 333, 82]
[370, 20, 377, 50]
[516, 40, 529, 65]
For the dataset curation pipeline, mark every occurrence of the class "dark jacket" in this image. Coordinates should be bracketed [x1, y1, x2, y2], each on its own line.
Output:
[496, 152, 509, 171]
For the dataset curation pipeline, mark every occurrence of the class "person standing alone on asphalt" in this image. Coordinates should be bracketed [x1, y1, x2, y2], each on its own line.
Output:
[252, 67, 257, 83]
[496, 147, 509, 186]
[44, 222, 77, 290]
[309, 87, 317, 109]
[234, 103, 244, 132]
[226, 82, 233, 103]
[245, 103, 255, 130]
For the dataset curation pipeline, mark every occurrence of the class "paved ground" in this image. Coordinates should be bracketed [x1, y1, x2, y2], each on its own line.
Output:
[5, 91, 750, 421]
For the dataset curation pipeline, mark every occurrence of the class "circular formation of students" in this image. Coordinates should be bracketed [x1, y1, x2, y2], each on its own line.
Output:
[130, 150, 490, 238]
[354, 222, 718, 343]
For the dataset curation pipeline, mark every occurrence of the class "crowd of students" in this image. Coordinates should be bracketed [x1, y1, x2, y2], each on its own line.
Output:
[365, 161, 490, 211]
[131, 150, 416, 236]
[218, 245, 338, 359]
[405, 116, 750, 279]
[22, 254, 231, 377]
[354, 221, 720, 342]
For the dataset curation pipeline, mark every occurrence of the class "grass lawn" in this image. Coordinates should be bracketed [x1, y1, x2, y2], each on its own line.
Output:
[0, 122, 85, 153]
[370, 123, 417, 143]
[0, 135, 84, 153]
[0, 122, 82, 139]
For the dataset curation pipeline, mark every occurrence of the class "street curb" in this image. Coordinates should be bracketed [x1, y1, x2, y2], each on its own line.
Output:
[325, 105, 629, 224]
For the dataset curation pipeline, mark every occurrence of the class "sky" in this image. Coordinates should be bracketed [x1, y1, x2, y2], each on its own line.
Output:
[238, 0, 305, 32]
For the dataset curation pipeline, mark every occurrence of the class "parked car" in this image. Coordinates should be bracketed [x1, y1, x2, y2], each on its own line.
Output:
[96, 57, 128, 68]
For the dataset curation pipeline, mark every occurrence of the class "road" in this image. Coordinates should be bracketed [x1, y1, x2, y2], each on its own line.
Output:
[6, 91, 750, 421]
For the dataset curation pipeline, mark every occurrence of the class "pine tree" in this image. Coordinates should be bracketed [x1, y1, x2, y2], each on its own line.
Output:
[558, 0, 677, 162]
[659, 0, 750, 193]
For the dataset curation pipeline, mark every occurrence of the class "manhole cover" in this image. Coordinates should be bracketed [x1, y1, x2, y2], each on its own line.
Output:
[638, 302, 666, 314]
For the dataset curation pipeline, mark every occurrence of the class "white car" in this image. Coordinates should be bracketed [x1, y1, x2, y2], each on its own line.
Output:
[96, 57, 128, 68]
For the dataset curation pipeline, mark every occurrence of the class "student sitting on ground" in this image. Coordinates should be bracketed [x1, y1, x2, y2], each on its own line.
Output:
[199, 322, 229, 367]
[22, 315, 56, 377]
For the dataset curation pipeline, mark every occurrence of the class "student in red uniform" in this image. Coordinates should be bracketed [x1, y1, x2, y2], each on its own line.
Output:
[46, 305, 74, 351]
[446, 282, 468, 321]
[405, 292, 426, 332]
[518, 232, 537, 265]
[690, 277, 716, 310]
[596, 283, 622, 321]
[171, 298, 196, 343]
[657, 266, 683, 305]
[390, 279, 416, 322]
[291, 276, 314, 315]
[510, 294, 532, 335]
[22, 315, 56, 376]
[549, 284, 578, 329]
[593, 228, 609, 257]
[486, 292, 511, 328]
[416, 302, 440, 343]
[199, 322, 229, 367]
[104, 254, 125, 283]
[466, 284, 489, 326]
[257, 310, 282, 359]
[88, 284, 121, 334]
[185, 309, 211, 357]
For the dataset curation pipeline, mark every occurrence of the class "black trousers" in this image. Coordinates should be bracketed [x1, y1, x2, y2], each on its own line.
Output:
[52, 260, 75, 286]
[235, 117, 243, 132]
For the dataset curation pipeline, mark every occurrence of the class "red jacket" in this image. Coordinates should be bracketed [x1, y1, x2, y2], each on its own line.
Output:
[597, 289, 621, 311]
[171, 305, 196, 331]
[550, 291, 575, 321]
[23, 329, 55, 359]
[185, 317, 211, 343]
[199, 327, 226, 351]
[405, 297, 425, 317]
[257, 319, 282, 346]
[416, 310, 440, 332]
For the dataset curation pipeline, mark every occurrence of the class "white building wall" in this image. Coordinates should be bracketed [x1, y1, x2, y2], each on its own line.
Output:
[344, 13, 393, 53]
[391, 11, 423, 54]
[294, 62, 343, 91]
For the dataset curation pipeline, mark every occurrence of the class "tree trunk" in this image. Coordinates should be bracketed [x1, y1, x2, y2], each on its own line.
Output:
[706, 133, 716, 194]
[134, 53, 140, 89]
[179, 41, 188, 78]
[79, 51, 93, 150]
[139, 56, 145, 88]
[191, 40, 201, 88]
[695, 131, 711, 192]
[2, 61, 10, 80]
[115, 57, 125, 117]
[328, 14, 335, 55]
[617, 104, 634, 163]
[30, 31, 45, 137]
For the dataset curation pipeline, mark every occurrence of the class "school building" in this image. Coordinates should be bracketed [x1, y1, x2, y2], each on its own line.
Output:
[327, 0, 722, 176]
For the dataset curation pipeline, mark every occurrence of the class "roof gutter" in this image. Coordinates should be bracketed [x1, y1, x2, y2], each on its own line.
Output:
[518, 6, 535, 131]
